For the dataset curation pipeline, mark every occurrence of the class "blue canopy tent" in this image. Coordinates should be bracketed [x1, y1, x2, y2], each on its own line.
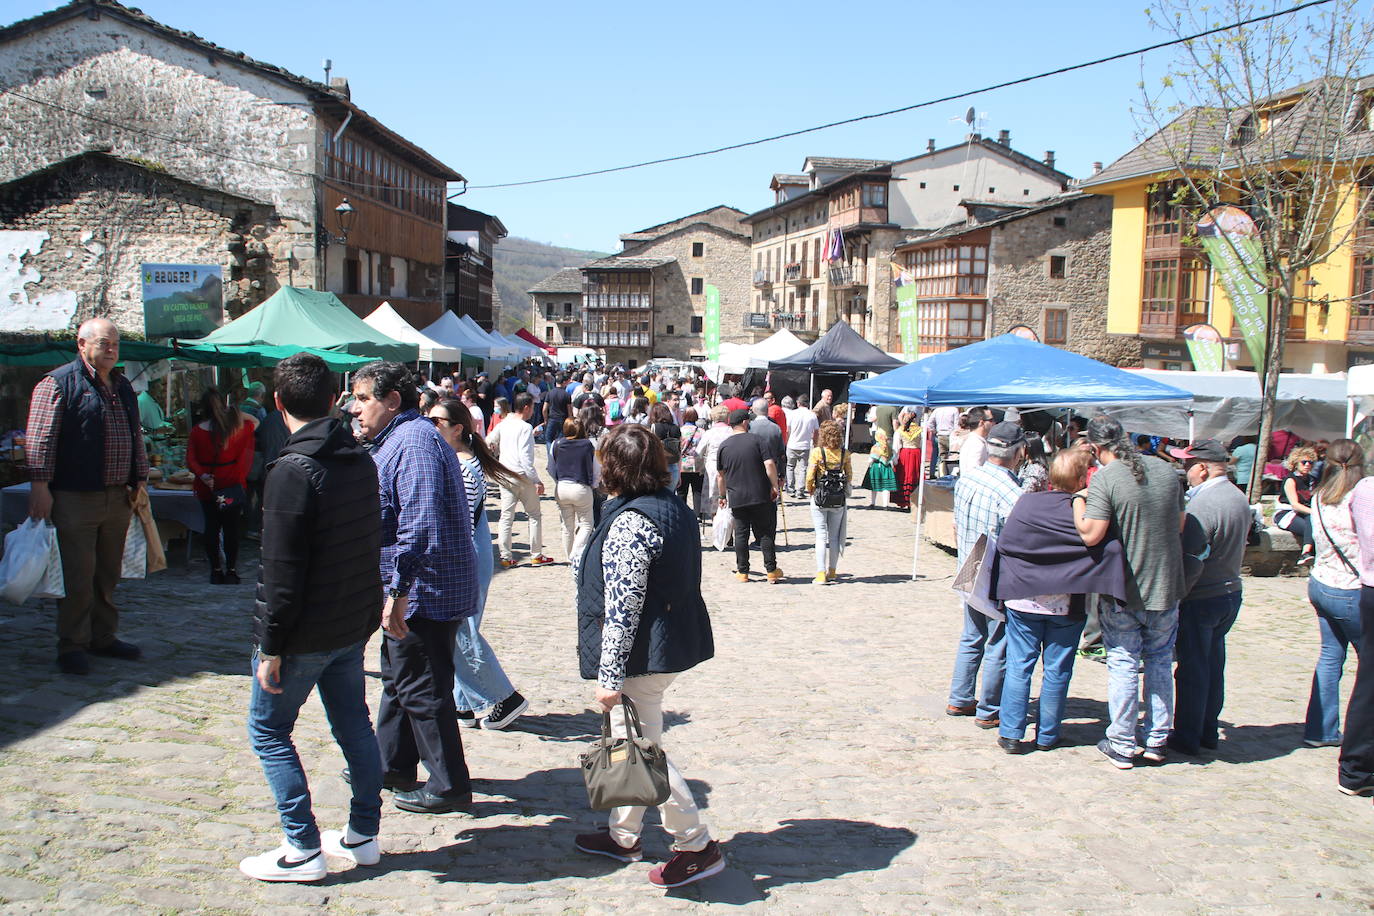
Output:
[847, 334, 1194, 578]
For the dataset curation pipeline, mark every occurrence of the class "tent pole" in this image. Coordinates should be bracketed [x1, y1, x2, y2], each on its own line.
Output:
[911, 412, 929, 581]
[1187, 409, 1195, 443]
[809, 374, 815, 409]
[1348, 396, 1357, 438]
[843, 398, 852, 450]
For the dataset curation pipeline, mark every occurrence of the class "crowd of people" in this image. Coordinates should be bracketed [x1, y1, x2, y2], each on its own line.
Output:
[22, 322, 1374, 890]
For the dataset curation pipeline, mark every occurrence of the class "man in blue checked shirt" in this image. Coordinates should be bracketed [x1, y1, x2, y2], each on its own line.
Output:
[350, 361, 478, 814]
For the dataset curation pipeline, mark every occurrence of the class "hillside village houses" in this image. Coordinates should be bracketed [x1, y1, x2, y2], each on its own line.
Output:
[0, 0, 475, 339]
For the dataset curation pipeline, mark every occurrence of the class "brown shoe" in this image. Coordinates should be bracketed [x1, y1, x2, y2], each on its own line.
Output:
[574, 829, 643, 863]
[974, 716, 1000, 729]
[945, 704, 975, 717]
[767, 568, 785, 584]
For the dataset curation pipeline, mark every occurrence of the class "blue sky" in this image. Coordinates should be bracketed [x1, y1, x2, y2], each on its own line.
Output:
[4, 0, 1309, 250]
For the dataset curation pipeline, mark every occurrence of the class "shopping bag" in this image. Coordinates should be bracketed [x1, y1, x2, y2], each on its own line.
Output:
[712, 502, 733, 551]
[951, 533, 1004, 621]
[121, 514, 147, 579]
[135, 494, 167, 574]
[0, 518, 55, 604]
[579, 697, 671, 811]
[31, 521, 64, 600]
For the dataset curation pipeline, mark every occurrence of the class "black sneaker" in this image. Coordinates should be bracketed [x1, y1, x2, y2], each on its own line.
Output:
[997, 736, 1027, 755]
[224, 569, 242, 585]
[57, 651, 89, 675]
[482, 692, 528, 731]
[1338, 783, 1374, 797]
[1097, 738, 1135, 770]
[457, 709, 479, 729]
[90, 639, 141, 661]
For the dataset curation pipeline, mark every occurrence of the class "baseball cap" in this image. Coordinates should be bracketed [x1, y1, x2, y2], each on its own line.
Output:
[727, 408, 751, 427]
[986, 422, 1026, 449]
[1168, 438, 1229, 463]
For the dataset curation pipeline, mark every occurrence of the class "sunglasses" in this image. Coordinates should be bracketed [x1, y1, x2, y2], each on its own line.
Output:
[427, 416, 452, 426]
[1298, 460, 1314, 466]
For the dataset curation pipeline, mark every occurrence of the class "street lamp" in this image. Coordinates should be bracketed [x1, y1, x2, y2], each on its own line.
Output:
[334, 198, 356, 242]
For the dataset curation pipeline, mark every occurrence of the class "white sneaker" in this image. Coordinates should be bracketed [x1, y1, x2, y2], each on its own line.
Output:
[322, 828, 381, 866]
[239, 841, 327, 882]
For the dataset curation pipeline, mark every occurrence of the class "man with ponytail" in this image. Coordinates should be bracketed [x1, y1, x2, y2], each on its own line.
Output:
[1074, 416, 1186, 770]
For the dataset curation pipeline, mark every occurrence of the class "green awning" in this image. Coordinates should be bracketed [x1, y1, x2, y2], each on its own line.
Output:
[194, 287, 419, 362]
[0, 339, 373, 371]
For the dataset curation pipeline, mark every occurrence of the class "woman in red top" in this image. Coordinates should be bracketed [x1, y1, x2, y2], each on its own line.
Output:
[187, 388, 257, 584]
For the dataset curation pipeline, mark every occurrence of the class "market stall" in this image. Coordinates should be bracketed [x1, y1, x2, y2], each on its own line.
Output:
[848, 333, 1193, 578]
[767, 320, 905, 404]
[194, 286, 419, 363]
[422, 312, 515, 368]
[364, 302, 462, 364]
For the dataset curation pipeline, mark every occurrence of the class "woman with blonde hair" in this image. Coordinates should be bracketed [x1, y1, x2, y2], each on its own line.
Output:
[1304, 438, 1367, 747]
[1276, 445, 1319, 566]
[805, 420, 852, 584]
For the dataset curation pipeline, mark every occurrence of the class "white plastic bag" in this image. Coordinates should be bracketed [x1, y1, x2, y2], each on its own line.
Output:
[0, 518, 55, 605]
[121, 514, 147, 579]
[30, 521, 64, 599]
[712, 502, 733, 552]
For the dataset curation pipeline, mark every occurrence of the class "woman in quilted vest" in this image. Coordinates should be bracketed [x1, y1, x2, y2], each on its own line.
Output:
[572, 424, 722, 890]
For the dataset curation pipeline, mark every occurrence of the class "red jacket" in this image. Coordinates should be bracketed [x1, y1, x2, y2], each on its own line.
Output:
[767, 404, 789, 444]
[187, 422, 256, 500]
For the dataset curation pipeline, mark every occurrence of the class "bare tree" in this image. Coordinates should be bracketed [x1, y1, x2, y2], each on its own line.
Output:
[1137, 0, 1374, 498]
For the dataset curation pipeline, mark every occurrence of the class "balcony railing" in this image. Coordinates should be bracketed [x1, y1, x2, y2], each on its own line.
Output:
[584, 331, 650, 347]
[784, 262, 804, 283]
[773, 311, 818, 332]
[829, 264, 867, 288]
[753, 270, 773, 288]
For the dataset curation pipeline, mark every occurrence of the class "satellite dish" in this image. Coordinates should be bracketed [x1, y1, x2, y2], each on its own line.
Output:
[964, 106, 976, 125]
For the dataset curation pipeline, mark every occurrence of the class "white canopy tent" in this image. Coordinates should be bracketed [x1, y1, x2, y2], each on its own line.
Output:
[363, 302, 462, 364]
[1347, 364, 1374, 435]
[1106, 369, 1348, 442]
[496, 331, 547, 360]
[457, 315, 520, 360]
[702, 329, 809, 376]
[422, 312, 515, 363]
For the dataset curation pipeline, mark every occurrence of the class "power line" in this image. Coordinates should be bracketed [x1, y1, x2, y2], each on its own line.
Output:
[464, 0, 1336, 190]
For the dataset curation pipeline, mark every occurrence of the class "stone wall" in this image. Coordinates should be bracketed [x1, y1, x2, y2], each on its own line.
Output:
[0, 13, 319, 289]
[988, 195, 1141, 367]
[0, 155, 281, 334]
[621, 225, 751, 358]
[530, 291, 583, 347]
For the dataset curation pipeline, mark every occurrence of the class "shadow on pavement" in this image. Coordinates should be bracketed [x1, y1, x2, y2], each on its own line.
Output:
[514, 709, 693, 744]
[471, 766, 712, 819]
[1189, 721, 1306, 765]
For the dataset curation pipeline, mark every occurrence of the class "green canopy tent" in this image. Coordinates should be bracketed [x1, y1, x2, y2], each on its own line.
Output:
[192, 287, 419, 363]
[0, 339, 373, 371]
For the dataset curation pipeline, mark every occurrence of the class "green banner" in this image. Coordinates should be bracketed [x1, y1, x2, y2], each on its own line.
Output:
[1183, 322, 1225, 372]
[704, 284, 721, 360]
[896, 280, 918, 357]
[1197, 206, 1268, 368]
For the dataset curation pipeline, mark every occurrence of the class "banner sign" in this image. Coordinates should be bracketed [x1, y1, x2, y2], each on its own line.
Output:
[892, 263, 917, 356]
[703, 284, 721, 360]
[1197, 206, 1268, 369]
[141, 264, 222, 339]
[1182, 322, 1226, 372]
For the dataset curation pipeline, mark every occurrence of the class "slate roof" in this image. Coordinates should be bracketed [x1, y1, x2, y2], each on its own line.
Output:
[1082, 75, 1374, 189]
[582, 256, 677, 270]
[743, 166, 892, 223]
[889, 137, 1072, 185]
[526, 267, 584, 295]
[0, 0, 463, 181]
[893, 192, 1096, 249]
[619, 205, 748, 242]
[770, 173, 809, 187]
[804, 157, 892, 172]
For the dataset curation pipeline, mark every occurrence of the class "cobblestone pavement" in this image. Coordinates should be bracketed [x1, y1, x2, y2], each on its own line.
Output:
[1, 474, 1372, 913]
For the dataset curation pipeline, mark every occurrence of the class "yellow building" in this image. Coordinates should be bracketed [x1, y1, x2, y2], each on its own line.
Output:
[1081, 81, 1374, 373]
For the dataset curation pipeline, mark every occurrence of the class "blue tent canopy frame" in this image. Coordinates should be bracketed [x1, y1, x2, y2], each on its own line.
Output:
[848, 334, 1193, 409]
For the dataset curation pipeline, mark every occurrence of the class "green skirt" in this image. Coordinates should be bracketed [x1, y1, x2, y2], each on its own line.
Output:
[863, 457, 897, 492]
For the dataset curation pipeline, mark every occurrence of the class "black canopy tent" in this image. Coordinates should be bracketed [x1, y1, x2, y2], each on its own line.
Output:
[767, 321, 906, 441]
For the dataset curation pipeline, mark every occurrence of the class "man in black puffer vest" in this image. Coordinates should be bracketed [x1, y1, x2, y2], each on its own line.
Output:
[240, 353, 385, 883]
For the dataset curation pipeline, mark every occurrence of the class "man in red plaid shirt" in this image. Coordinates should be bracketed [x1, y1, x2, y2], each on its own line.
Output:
[26, 317, 148, 675]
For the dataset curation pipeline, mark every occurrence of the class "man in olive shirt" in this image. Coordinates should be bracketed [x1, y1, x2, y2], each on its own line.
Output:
[1074, 416, 1185, 770]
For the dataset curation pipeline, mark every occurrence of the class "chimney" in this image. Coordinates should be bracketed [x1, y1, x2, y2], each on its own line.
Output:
[927, 138, 936, 154]
[329, 76, 351, 100]
[1092, 161, 1103, 174]
[1043, 150, 1056, 169]
[997, 129, 1010, 146]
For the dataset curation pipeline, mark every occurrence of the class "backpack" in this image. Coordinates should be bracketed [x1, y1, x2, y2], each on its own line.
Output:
[607, 398, 622, 421]
[813, 450, 848, 509]
[655, 422, 682, 464]
[680, 427, 703, 473]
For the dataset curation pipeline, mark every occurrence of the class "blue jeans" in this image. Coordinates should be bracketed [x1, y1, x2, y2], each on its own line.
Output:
[454, 504, 515, 710]
[1172, 590, 1242, 753]
[668, 464, 681, 492]
[247, 639, 382, 850]
[999, 609, 1085, 746]
[1099, 600, 1180, 755]
[948, 605, 1006, 719]
[1306, 578, 1363, 743]
[809, 503, 846, 572]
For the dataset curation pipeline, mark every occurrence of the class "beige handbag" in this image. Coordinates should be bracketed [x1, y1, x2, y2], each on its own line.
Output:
[579, 697, 671, 810]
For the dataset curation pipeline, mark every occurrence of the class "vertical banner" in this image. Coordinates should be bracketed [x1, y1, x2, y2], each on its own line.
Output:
[1183, 322, 1226, 371]
[703, 284, 721, 360]
[1197, 205, 1268, 369]
[892, 263, 917, 357]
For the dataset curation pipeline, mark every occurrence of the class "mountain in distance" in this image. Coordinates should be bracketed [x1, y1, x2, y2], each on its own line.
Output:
[493, 237, 607, 334]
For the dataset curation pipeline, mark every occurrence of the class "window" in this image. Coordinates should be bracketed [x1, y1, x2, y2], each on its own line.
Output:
[1146, 184, 1184, 248]
[344, 257, 360, 295]
[919, 182, 926, 189]
[691, 277, 704, 295]
[988, 187, 995, 194]
[903, 243, 989, 298]
[1023, 189, 1030, 196]
[953, 184, 960, 192]
[1049, 255, 1067, 279]
[666, 324, 675, 335]
[690, 315, 703, 333]
[1044, 308, 1068, 344]
[563, 301, 573, 317]
[544, 303, 556, 319]
[863, 184, 886, 207]
[1140, 256, 1208, 332]
[1053, 216, 1067, 228]
[546, 325, 554, 340]
[692, 242, 704, 257]
[1352, 253, 1374, 336]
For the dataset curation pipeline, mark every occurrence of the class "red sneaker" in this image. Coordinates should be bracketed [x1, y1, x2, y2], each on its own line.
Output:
[530, 554, 556, 566]
[648, 840, 725, 888]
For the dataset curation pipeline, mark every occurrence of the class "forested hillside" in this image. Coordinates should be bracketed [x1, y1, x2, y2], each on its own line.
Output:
[493, 237, 607, 333]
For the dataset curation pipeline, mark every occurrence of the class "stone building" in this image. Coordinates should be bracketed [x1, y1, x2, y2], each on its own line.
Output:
[445, 204, 507, 331]
[893, 193, 1138, 365]
[0, 0, 460, 337]
[527, 267, 584, 347]
[571, 206, 749, 367]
